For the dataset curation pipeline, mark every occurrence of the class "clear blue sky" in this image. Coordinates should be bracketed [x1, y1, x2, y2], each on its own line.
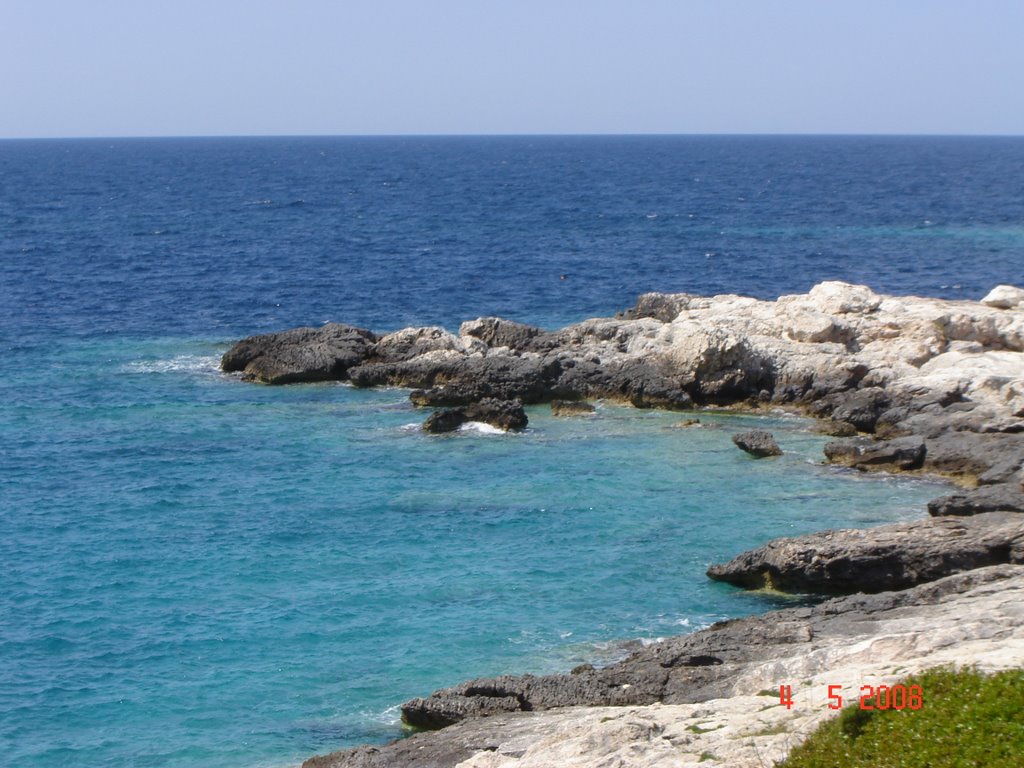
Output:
[2, 0, 1022, 138]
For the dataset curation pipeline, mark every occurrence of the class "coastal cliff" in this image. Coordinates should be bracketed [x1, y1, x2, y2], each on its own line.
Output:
[222, 282, 1024, 766]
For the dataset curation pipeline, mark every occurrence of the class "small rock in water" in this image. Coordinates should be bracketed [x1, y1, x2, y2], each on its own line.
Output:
[671, 418, 701, 428]
[551, 400, 596, 417]
[422, 398, 528, 433]
[732, 430, 782, 457]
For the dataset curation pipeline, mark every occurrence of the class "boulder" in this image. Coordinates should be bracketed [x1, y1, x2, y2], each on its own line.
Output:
[220, 323, 377, 384]
[981, 284, 1024, 310]
[731, 430, 782, 457]
[422, 399, 528, 434]
[823, 436, 926, 471]
[706, 512, 1024, 594]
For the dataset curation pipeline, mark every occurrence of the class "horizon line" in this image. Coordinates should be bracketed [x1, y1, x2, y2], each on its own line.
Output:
[2, 130, 1024, 142]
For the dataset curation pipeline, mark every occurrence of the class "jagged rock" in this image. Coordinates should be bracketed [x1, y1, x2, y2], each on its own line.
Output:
[910, 429, 1024, 479]
[808, 387, 891, 433]
[370, 326, 483, 363]
[731, 430, 782, 457]
[817, 419, 858, 437]
[221, 323, 377, 384]
[459, 318, 547, 351]
[974, 456, 1024, 487]
[615, 292, 693, 322]
[550, 400, 595, 416]
[927, 483, 1024, 516]
[705, 512, 1024, 594]
[981, 284, 1024, 309]
[422, 399, 528, 433]
[823, 436, 926, 471]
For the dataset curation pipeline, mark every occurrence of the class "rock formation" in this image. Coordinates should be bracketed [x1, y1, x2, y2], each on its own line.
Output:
[706, 512, 1024, 593]
[222, 282, 1024, 767]
[422, 399, 529, 433]
[731, 430, 783, 457]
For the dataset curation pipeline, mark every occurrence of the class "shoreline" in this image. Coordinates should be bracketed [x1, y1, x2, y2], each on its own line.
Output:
[221, 281, 1024, 766]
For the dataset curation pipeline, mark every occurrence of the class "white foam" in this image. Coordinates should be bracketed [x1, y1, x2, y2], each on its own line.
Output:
[458, 421, 506, 435]
[122, 354, 220, 375]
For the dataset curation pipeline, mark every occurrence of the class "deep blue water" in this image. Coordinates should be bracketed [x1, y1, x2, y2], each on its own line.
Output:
[1, 136, 1021, 767]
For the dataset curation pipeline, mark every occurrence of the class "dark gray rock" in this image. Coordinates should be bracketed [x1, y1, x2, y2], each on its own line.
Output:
[706, 512, 1024, 594]
[824, 436, 926, 471]
[221, 324, 377, 384]
[422, 399, 528, 433]
[917, 429, 1024, 480]
[615, 292, 693, 323]
[927, 483, 1024, 516]
[458, 317, 547, 351]
[550, 400, 596, 416]
[731, 430, 782, 457]
[808, 386, 891, 433]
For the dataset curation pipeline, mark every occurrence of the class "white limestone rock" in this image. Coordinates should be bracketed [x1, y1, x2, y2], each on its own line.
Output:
[982, 284, 1024, 310]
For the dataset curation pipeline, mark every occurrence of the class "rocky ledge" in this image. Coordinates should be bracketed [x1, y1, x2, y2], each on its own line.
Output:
[222, 282, 1024, 765]
[305, 566, 1024, 768]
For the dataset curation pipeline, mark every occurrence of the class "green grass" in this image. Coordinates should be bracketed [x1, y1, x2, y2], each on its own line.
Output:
[778, 666, 1024, 768]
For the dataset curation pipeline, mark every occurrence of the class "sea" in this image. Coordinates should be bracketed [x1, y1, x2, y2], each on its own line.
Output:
[2, 135, 1022, 767]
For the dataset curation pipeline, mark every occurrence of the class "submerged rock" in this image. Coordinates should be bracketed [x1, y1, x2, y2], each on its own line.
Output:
[705, 512, 1024, 594]
[731, 430, 782, 457]
[550, 400, 596, 416]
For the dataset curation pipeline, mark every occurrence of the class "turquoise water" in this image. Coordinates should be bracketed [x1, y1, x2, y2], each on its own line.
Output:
[1, 337, 947, 767]
[7, 135, 1011, 766]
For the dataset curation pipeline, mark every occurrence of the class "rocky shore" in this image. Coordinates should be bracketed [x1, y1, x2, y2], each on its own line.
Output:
[222, 282, 1024, 766]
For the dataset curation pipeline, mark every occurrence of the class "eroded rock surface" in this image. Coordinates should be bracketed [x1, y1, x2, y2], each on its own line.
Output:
[705, 512, 1024, 593]
[731, 430, 782, 457]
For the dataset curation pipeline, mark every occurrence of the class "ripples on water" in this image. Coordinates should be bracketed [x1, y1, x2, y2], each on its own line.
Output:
[1, 136, 1019, 767]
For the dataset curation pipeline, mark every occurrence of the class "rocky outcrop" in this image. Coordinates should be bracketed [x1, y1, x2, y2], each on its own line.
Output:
[304, 566, 1024, 767]
[422, 399, 529, 433]
[731, 430, 782, 457]
[221, 323, 378, 384]
[223, 284, 1024, 469]
[705, 512, 1024, 594]
[927, 484, 1024, 516]
[823, 436, 927, 471]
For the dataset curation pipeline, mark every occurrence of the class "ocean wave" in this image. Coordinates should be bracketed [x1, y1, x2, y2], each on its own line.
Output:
[458, 421, 506, 435]
[121, 354, 221, 375]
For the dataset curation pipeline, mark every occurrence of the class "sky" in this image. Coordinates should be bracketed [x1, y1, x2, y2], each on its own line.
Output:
[1, 0, 1022, 138]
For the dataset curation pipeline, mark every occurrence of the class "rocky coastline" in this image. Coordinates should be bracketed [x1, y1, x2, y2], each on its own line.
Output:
[221, 282, 1024, 767]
